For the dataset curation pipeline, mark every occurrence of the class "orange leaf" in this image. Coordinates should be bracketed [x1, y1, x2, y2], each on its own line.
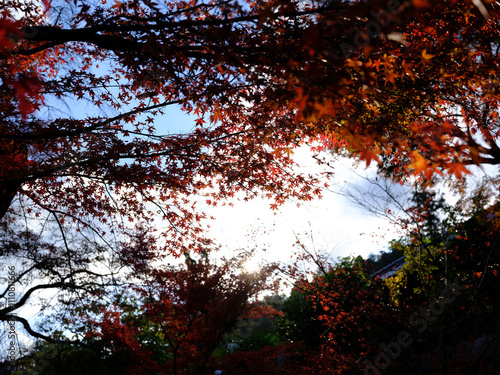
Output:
[409, 150, 430, 174]
[421, 49, 435, 61]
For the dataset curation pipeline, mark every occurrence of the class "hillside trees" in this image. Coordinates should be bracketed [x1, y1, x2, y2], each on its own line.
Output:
[377, 190, 500, 375]
[283, 256, 405, 373]
[267, 198, 500, 374]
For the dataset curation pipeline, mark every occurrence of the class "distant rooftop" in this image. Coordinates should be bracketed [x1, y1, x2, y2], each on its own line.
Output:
[370, 256, 406, 279]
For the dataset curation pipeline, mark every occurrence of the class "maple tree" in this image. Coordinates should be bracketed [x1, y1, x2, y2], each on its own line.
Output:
[282, 256, 406, 373]
[2, 0, 500, 244]
[1, 0, 329, 251]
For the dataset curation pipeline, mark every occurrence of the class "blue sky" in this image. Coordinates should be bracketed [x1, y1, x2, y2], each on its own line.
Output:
[23, 0, 406, 268]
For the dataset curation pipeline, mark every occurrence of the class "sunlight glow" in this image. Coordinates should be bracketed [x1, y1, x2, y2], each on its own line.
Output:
[242, 258, 261, 274]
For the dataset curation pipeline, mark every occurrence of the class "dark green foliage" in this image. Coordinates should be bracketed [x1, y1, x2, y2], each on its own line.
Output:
[275, 289, 323, 348]
[236, 322, 281, 351]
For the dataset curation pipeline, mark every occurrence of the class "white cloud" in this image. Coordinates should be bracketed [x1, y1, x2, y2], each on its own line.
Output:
[204, 151, 402, 266]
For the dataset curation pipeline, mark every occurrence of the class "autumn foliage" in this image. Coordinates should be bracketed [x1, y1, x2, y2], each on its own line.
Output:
[6, 186, 500, 374]
[2, 0, 500, 373]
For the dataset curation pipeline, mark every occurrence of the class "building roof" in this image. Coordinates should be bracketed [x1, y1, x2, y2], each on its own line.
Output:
[370, 256, 406, 279]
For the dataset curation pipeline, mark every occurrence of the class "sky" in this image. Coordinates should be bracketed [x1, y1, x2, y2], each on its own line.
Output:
[196, 146, 405, 269]
[30, 0, 406, 269]
[17, 0, 500, 272]
[85, 94, 407, 269]
[17, 0, 407, 271]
